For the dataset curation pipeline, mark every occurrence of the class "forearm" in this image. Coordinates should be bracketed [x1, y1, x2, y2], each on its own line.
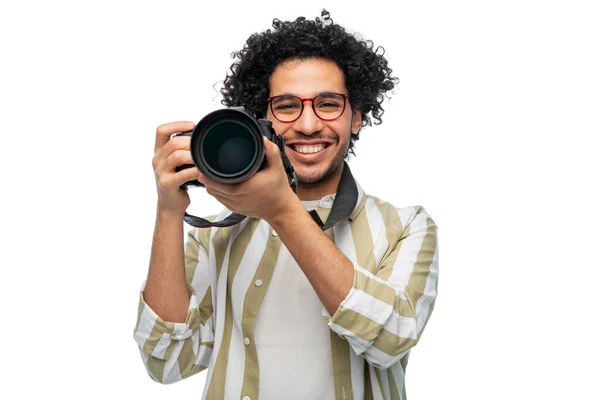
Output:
[268, 198, 354, 316]
[144, 207, 190, 323]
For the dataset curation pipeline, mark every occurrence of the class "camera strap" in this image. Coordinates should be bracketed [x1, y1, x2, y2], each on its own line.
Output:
[184, 143, 298, 228]
[184, 162, 358, 231]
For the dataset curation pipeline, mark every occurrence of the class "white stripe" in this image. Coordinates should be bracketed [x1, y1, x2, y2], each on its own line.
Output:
[231, 220, 268, 331]
[415, 226, 439, 332]
[341, 288, 393, 326]
[387, 207, 428, 300]
[223, 332, 246, 399]
[334, 220, 358, 264]
[133, 303, 158, 348]
[190, 240, 211, 303]
[151, 332, 172, 358]
[203, 226, 233, 393]
[328, 322, 373, 355]
[364, 197, 388, 267]
[383, 311, 418, 340]
[364, 345, 398, 369]
[368, 364, 385, 399]
[379, 366, 391, 400]
[162, 340, 183, 383]
[349, 349, 365, 400]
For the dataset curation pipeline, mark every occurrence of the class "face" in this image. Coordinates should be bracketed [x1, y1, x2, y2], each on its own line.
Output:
[266, 58, 362, 185]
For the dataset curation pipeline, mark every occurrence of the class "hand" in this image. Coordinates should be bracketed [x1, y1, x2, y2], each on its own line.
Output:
[198, 135, 297, 223]
[152, 121, 201, 216]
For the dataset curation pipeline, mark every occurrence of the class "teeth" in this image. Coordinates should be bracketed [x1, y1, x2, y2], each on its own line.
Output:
[294, 144, 326, 154]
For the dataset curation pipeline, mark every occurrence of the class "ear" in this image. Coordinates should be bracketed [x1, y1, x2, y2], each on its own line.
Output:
[351, 108, 362, 135]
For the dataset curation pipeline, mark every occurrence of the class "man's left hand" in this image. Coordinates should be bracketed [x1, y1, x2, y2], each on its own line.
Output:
[197, 135, 297, 223]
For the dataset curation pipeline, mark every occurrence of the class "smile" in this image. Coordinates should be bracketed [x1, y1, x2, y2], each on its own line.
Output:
[290, 143, 330, 154]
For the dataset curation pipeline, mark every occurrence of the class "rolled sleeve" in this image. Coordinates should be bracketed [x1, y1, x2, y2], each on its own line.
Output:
[133, 282, 201, 360]
[324, 206, 439, 369]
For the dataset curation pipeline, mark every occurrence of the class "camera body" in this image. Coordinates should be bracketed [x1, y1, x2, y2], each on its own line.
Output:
[174, 106, 283, 188]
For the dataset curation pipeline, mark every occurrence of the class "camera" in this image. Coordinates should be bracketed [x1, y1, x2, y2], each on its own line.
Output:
[173, 106, 297, 228]
[174, 106, 289, 187]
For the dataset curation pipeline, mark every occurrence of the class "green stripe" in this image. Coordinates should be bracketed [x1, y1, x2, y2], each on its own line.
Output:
[240, 227, 282, 400]
[330, 330, 354, 400]
[206, 218, 259, 398]
[145, 353, 167, 383]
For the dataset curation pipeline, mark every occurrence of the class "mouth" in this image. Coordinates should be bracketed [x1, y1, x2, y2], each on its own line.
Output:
[288, 142, 331, 155]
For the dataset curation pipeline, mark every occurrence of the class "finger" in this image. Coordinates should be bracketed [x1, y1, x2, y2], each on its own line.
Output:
[157, 165, 200, 192]
[152, 136, 191, 170]
[155, 121, 196, 152]
[160, 149, 195, 173]
[197, 171, 241, 196]
[263, 136, 282, 170]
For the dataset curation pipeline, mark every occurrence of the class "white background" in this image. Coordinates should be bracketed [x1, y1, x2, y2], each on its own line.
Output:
[1, 0, 599, 399]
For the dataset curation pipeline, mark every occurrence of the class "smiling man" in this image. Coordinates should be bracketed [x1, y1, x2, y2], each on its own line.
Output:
[134, 10, 439, 400]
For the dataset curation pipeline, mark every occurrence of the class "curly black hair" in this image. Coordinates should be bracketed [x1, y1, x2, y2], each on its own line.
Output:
[220, 9, 399, 156]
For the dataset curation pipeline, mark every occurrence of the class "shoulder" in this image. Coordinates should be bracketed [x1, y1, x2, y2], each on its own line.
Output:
[358, 194, 437, 235]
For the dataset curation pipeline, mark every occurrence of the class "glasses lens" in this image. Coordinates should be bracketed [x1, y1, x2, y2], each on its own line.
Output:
[271, 95, 302, 122]
[314, 93, 345, 120]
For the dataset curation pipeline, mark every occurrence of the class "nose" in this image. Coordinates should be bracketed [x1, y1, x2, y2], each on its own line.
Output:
[293, 100, 324, 136]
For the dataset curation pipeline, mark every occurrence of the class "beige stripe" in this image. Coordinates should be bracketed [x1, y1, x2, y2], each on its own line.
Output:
[177, 334, 200, 376]
[206, 219, 259, 398]
[133, 293, 145, 336]
[351, 204, 377, 272]
[404, 214, 437, 339]
[213, 225, 232, 279]
[198, 286, 212, 325]
[373, 329, 418, 358]
[184, 229, 201, 284]
[332, 306, 383, 342]
[364, 361, 374, 400]
[354, 271, 415, 318]
[145, 353, 168, 383]
[240, 228, 282, 400]
[330, 330, 354, 400]
[143, 318, 174, 356]
[372, 198, 404, 280]
[375, 367, 386, 400]
[387, 369, 401, 400]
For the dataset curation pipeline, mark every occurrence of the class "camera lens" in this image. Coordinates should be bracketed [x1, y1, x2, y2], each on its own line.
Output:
[202, 120, 257, 176]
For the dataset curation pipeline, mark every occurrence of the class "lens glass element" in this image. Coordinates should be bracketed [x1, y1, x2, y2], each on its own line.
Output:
[202, 120, 257, 176]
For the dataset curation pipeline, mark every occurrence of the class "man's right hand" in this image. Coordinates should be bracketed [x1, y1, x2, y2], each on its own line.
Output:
[152, 121, 200, 216]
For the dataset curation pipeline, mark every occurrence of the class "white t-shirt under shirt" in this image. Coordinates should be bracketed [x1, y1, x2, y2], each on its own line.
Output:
[253, 198, 336, 400]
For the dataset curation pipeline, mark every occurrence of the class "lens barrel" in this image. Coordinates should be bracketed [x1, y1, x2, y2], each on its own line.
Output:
[175, 107, 275, 187]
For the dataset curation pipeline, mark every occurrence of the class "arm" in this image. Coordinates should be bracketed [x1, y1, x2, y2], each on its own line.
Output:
[270, 203, 439, 369]
[133, 223, 215, 384]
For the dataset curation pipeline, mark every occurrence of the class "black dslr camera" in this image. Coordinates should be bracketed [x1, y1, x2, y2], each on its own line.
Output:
[173, 106, 297, 228]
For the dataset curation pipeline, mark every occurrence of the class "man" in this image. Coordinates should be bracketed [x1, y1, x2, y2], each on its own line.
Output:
[134, 10, 439, 400]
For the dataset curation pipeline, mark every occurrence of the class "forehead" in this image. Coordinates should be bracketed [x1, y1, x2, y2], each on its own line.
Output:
[269, 58, 346, 97]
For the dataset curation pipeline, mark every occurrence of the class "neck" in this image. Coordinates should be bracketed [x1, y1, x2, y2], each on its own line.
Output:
[294, 164, 344, 201]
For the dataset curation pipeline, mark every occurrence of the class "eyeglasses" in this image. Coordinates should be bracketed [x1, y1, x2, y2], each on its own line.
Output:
[267, 92, 349, 123]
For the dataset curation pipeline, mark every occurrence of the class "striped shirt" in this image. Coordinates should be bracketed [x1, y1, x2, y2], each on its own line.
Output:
[133, 163, 439, 399]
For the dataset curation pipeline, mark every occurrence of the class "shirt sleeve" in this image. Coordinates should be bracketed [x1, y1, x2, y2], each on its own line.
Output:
[323, 205, 439, 369]
[133, 227, 215, 383]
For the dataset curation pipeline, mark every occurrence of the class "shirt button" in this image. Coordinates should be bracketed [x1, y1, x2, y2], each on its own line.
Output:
[244, 337, 250, 346]
[243, 397, 250, 400]
[272, 230, 278, 237]
[255, 279, 263, 287]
